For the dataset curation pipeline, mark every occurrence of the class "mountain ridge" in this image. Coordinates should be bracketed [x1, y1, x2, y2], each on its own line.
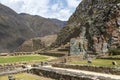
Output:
[0, 3, 64, 52]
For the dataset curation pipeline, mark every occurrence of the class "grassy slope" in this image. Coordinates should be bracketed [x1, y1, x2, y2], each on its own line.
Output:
[0, 73, 54, 80]
[70, 59, 120, 67]
[0, 54, 56, 64]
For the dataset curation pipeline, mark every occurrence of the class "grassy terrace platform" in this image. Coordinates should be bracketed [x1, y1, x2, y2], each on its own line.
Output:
[0, 54, 56, 64]
[99, 55, 120, 60]
[69, 59, 120, 68]
[0, 73, 54, 80]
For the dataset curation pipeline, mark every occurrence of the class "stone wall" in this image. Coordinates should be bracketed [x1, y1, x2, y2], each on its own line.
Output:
[30, 67, 115, 80]
[10, 52, 35, 56]
[98, 57, 120, 60]
[31, 68, 92, 80]
[0, 64, 27, 76]
[49, 55, 84, 63]
[52, 64, 120, 75]
[0, 69, 27, 76]
[38, 52, 66, 57]
[0, 64, 119, 79]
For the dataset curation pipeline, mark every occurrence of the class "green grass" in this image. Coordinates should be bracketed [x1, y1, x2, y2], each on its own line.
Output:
[0, 73, 53, 80]
[0, 54, 56, 64]
[69, 59, 120, 68]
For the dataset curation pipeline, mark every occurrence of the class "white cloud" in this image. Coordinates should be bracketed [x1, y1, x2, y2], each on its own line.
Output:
[0, 0, 82, 21]
[66, 0, 81, 8]
[0, 0, 24, 12]
[51, 3, 59, 11]
[58, 9, 72, 20]
[47, 8, 71, 21]
[0, 0, 50, 15]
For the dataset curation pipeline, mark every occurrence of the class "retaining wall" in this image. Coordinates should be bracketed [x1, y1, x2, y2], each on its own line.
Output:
[38, 52, 66, 57]
[52, 64, 120, 75]
[30, 67, 115, 80]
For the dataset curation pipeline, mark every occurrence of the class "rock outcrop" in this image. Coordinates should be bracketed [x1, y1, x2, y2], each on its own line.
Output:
[53, 0, 120, 54]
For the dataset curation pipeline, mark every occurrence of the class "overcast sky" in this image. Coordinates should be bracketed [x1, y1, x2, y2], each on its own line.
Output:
[0, 0, 81, 21]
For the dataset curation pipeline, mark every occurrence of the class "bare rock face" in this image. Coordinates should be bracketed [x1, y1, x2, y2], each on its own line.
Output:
[53, 0, 120, 54]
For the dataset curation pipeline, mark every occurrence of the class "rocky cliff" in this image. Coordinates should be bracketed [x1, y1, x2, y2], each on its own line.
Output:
[53, 0, 120, 54]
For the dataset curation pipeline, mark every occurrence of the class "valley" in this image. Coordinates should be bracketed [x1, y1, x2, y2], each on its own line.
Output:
[0, 0, 120, 80]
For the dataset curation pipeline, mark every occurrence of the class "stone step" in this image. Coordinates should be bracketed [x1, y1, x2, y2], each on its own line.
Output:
[57, 48, 69, 51]
[65, 46, 70, 49]
[38, 51, 68, 57]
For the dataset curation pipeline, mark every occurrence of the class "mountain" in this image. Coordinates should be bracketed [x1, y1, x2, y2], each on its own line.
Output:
[0, 3, 62, 52]
[53, 0, 120, 54]
[20, 13, 61, 37]
[48, 18, 67, 28]
[0, 3, 36, 52]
